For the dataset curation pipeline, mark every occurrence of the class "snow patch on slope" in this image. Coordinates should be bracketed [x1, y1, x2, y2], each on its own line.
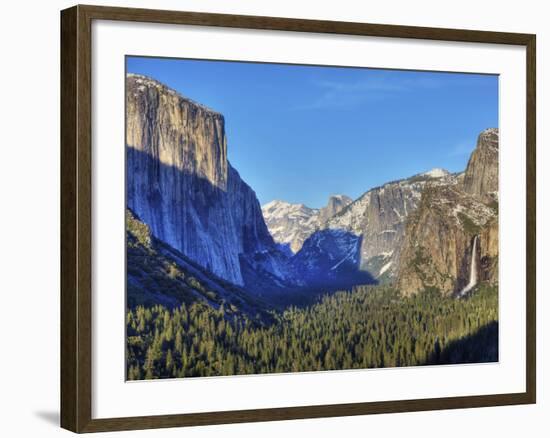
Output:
[422, 168, 450, 178]
[379, 261, 393, 276]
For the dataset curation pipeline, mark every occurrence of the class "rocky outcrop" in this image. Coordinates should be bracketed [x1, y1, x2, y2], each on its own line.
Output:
[326, 179, 423, 279]
[463, 128, 499, 200]
[395, 184, 497, 296]
[319, 195, 353, 223]
[396, 129, 499, 296]
[126, 74, 289, 287]
[479, 216, 499, 285]
[126, 74, 228, 190]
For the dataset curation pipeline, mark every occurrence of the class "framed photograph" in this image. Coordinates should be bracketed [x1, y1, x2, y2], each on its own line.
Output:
[60, 5, 536, 433]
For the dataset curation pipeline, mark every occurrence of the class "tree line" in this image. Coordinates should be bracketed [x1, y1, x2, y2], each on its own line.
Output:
[126, 284, 498, 380]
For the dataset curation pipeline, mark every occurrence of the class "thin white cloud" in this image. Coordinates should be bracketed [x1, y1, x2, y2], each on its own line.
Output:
[293, 75, 444, 111]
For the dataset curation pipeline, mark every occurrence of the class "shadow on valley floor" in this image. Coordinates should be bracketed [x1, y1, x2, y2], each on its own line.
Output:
[425, 321, 499, 365]
[268, 228, 378, 307]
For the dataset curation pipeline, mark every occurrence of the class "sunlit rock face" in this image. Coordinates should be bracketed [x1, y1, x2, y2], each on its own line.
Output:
[463, 128, 499, 201]
[268, 172, 454, 283]
[315, 174, 441, 282]
[126, 74, 289, 287]
[396, 129, 499, 296]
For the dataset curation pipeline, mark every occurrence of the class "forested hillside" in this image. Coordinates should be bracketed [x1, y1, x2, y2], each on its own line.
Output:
[126, 284, 498, 379]
[126, 208, 273, 320]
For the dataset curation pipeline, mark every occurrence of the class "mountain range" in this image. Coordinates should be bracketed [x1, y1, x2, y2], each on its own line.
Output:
[261, 194, 352, 255]
[126, 73, 499, 311]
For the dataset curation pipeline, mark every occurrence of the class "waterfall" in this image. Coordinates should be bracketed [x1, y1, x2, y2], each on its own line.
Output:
[458, 236, 478, 298]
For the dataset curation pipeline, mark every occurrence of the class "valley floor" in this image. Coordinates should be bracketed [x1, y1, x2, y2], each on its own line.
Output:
[126, 283, 498, 380]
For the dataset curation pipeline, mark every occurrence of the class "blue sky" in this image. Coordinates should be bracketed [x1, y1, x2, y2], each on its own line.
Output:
[127, 56, 498, 209]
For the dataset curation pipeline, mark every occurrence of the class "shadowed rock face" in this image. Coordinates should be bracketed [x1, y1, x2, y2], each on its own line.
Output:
[319, 176, 433, 281]
[271, 172, 455, 283]
[290, 229, 377, 290]
[126, 74, 289, 287]
[396, 129, 499, 296]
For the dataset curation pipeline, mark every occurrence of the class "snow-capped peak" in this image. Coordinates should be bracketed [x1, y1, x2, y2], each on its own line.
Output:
[262, 200, 320, 253]
[262, 200, 315, 216]
[422, 168, 450, 178]
[262, 200, 292, 210]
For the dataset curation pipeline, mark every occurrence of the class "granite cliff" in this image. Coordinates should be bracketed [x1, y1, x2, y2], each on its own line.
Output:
[319, 195, 353, 223]
[126, 74, 290, 288]
[396, 129, 499, 296]
[290, 169, 453, 284]
[463, 128, 499, 201]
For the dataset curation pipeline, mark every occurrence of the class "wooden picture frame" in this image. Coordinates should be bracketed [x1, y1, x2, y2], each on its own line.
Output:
[61, 4, 536, 433]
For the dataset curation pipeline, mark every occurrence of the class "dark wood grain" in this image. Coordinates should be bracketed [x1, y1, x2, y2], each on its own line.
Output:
[79, 392, 534, 433]
[77, 4, 93, 432]
[60, 4, 537, 433]
[79, 4, 534, 44]
[61, 5, 94, 432]
[60, 5, 78, 432]
[525, 34, 537, 404]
